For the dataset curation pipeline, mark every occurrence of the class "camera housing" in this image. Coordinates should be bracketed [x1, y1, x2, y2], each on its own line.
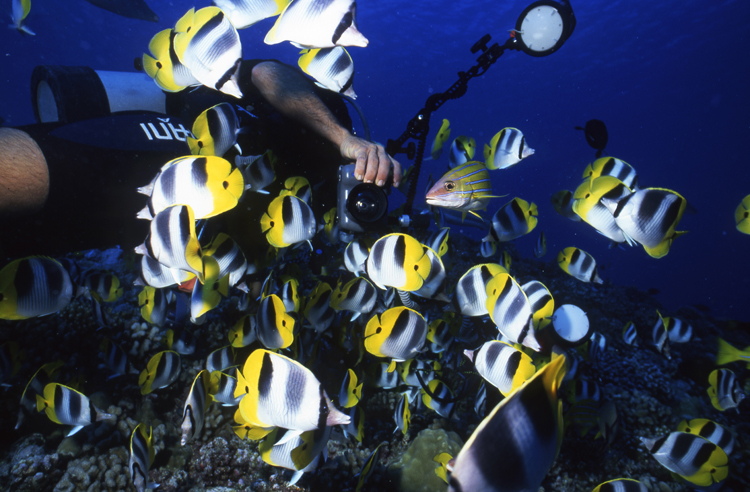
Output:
[337, 163, 391, 233]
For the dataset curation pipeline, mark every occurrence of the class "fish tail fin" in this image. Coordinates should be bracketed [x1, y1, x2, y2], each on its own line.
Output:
[716, 338, 741, 366]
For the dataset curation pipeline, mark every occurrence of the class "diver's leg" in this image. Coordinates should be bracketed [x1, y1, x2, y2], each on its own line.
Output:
[0, 128, 49, 216]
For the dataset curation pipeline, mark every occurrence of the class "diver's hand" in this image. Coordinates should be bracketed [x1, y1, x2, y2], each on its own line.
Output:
[340, 134, 401, 188]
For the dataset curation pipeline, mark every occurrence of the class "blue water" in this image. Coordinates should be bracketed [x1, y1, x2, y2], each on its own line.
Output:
[1, 0, 749, 321]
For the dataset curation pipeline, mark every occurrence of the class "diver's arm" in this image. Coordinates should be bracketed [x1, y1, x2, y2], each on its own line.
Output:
[251, 61, 401, 188]
[0, 128, 49, 216]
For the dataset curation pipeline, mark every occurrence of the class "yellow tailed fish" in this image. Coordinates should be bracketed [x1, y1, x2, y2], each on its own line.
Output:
[640, 432, 728, 487]
[0, 257, 75, 320]
[82, 272, 122, 303]
[11, 0, 34, 35]
[533, 230, 547, 258]
[448, 135, 476, 168]
[735, 194, 750, 234]
[354, 442, 385, 492]
[716, 337, 750, 369]
[279, 176, 312, 204]
[393, 392, 410, 435]
[365, 233, 432, 291]
[129, 424, 158, 492]
[203, 233, 248, 288]
[232, 407, 274, 441]
[707, 368, 745, 412]
[433, 452, 452, 484]
[260, 426, 332, 485]
[484, 197, 538, 243]
[142, 28, 199, 92]
[448, 356, 566, 492]
[430, 119, 451, 160]
[236, 150, 277, 194]
[36, 383, 113, 436]
[582, 156, 638, 190]
[228, 314, 257, 348]
[592, 479, 646, 492]
[139, 350, 181, 395]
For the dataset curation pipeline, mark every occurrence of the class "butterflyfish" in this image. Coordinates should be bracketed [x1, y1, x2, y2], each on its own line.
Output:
[582, 156, 637, 190]
[255, 293, 295, 349]
[365, 233, 432, 291]
[483, 197, 538, 243]
[557, 247, 603, 284]
[142, 28, 200, 93]
[484, 127, 535, 170]
[448, 136, 476, 168]
[181, 370, 211, 445]
[640, 432, 728, 487]
[10, 0, 34, 35]
[464, 340, 535, 397]
[129, 424, 157, 492]
[261, 195, 317, 249]
[0, 256, 75, 320]
[735, 194, 750, 234]
[364, 306, 427, 362]
[677, 418, 735, 456]
[139, 350, 181, 395]
[213, 0, 290, 29]
[188, 103, 243, 157]
[572, 176, 631, 244]
[298, 46, 356, 98]
[485, 273, 541, 352]
[264, 0, 369, 49]
[707, 368, 745, 412]
[430, 119, 451, 160]
[36, 383, 113, 436]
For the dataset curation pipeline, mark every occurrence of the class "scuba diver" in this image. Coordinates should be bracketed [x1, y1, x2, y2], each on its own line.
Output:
[0, 60, 401, 263]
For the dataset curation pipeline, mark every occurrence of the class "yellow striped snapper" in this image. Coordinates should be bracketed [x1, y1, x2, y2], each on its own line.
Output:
[557, 247, 603, 284]
[135, 204, 204, 281]
[139, 350, 181, 395]
[129, 424, 157, 492]
[236, 150, 277, 195]
[235, 349, 350, 435]
[298, 47, 356, 98]
[484, 127, 535, 170]
[447, 356, 565, 492]
[210, 371, 243, 406]
[137, 156, 244, 220]
[448, 136, 476, 168]
[142, 29, 199, 93]
[11, 0, 35, 35]
[425, 161, 497, 221]
[640, 432, 728, 487]
[261, 195, 317, 249]
[181, 370, 211, 445]
[366, 233, 432, 291]
[213, 0, 290, 29]
[464, 340, 535, 397]
[485, 273, 541, 352]
[188, 103, 242, 157]
[174, 7, 243, 98]
[16, 361, 63, 430]
[36, 383, 113, 436]
[364, 307, 427, 362]
[264, 0, 369, 49]
[484, 197, 538, 242]
[601, 187, 689, 258]
[0, 257, 75, 320]
[583, 157, 639, 190]
[708, 368, 745, 412]
[677, 418, 735, 456]
[572, 176, 632, 244]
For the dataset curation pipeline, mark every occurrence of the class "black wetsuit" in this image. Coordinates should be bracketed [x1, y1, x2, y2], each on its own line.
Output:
[1, 60, 352, 262]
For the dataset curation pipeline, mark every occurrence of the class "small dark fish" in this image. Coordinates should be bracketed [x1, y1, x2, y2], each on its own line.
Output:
[83, 0, 159, 22]
[575, 119, 608, 158]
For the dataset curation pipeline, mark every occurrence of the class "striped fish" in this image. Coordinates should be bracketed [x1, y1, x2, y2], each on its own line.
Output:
[592, 479, 647, 492]
[135, 204, 204, 281]
[677, 418, 735, 455]
[365, 233, 432, 291]
[448, 136, 476, 168]
[330, 277, 377, 319]
[142, 28, 200, 93]
[255, 294, 295, 350]
[651, 314, 671, 359]
[484, 197, 538, 243]
[364, 307, 427, 362]
[259, 426, 332, 486]
[187, 103, 242, 157]
[0, 257, 75, 320]
[174, 7, 243, 98]
[139, 350, 182, 395]
[209, 371, 243, 406]
[298, 47, 356, 98]
[533, 230, 547, 258]
[640, 432, 728, 487]
[447, 355, 566, 492]
[582, 157, 639, 190]
[235, 349, 350, 432]
[36, 383, 113, 436]
[129, 424, 157, 492]
[344, 236, 371, 275]
[707, 368, 745, 412]
[551, 189, 581, 222]
[213, 0, 289, 29]
[572, 176, 632, 244]
[137, 156, 244, 220]
[261, 195, 317, 249]
[425, 161, 497, 220]
[485, 273, 541, 352]
[484, 127, 535, 170]
[452, 263, 507, 317]
[557, 247, 603, 284]
[464, 341, 535, 396]
[521, 280, 554, 330]
[181, 370, 211, 445]
[203, 233, 248, 288]
[622, 321, 638, 346]
[264, 0, 369, 49]
[601, 188, 688, 258]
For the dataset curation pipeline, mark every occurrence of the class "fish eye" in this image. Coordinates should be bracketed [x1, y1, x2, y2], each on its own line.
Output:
[198, 141, 204, 148]
[245, 386, 249, 393]
[585, 193, 591, 198]
[282, 320, 286, 327]
[156, 62, 163, 69]
[376, 327, 382, 334]
[444, 181, 455, 191]
[269, 221, 275, 227]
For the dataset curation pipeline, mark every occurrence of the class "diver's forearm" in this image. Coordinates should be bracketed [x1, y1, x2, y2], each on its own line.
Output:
[251, 61, 350, 147]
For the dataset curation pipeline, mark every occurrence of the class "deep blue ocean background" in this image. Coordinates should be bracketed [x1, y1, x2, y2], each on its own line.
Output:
[1, 0, 748, 322]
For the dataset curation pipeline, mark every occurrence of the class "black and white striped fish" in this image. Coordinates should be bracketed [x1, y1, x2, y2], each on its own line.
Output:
[485, 273, 541, 352]
[640, 432, 728, 487]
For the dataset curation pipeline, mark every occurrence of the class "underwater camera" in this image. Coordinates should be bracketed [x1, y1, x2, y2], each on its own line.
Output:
[337, 163, 391, 233]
